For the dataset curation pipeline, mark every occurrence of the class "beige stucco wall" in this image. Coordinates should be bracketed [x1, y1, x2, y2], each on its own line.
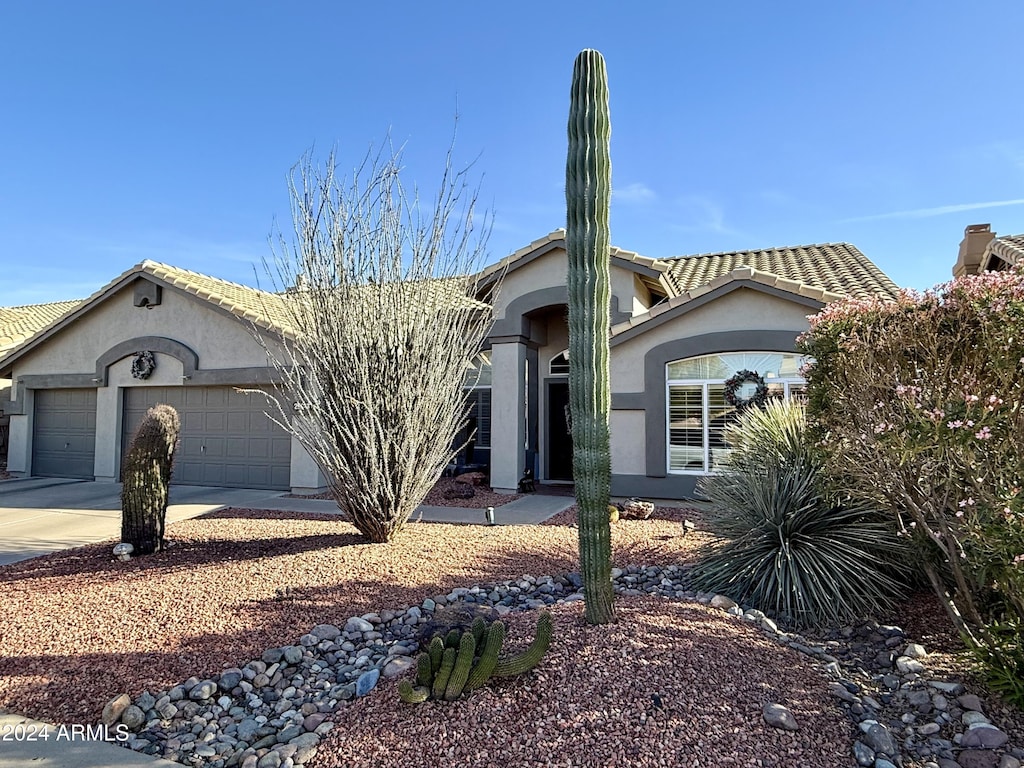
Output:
[494, 247, 650, 323]
[5, 280, 323, 490]
[610, 288, 812, 393]
[9, 286, 280, 377]
[611, 410, 646, 475]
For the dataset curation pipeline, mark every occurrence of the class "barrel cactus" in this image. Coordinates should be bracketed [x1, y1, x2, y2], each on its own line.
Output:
[566, 48, 616, 624]
[120, 403, 180, 555]
[398, 611, 552, 704]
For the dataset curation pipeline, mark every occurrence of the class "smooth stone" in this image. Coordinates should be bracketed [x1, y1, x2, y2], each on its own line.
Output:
[862, 722, 898, 756]
[762, 702, 799, 731]
[963, 711, 991, 726]
[355, 668, 380, 697]
[904, 643, 928, 658]
[958, 693, 985, 712]
[928, 681, 965, 695]
[710, 594, 738, 611]
[874, 759, 898, 768]
[382, 656, 416, 679]
[1000, 756, 1022, 768]
[311, 623, 341, 641]
[345, 616, 374, 633]
[302, 713, 326, 732]
[120, 705, 146, 729]
[101, 693, 132, 726]
[961, 724, 1008, 749]
[896, 656, 925, 674]
[219, 670, 243, 690]
[135, 692, 156, 711]
[853, 740, 875, 766]
[917, 722, 942, 736]
[189, 681, 218, 701]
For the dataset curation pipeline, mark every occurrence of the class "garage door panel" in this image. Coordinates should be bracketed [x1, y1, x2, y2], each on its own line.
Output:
[33, 388, 97, 479]
[123, 386, 290, 490]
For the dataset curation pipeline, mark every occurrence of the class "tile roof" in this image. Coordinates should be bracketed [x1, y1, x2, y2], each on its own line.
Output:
[0, 300, 83, 355]
[662, 243, 901, 301]
[987, 234, 1024, 268]
[135, 261, 296, 336]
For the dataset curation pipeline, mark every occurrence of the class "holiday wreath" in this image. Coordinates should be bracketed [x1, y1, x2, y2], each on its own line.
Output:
[131, 351, 156, 380]
[723, 369, 768, 409]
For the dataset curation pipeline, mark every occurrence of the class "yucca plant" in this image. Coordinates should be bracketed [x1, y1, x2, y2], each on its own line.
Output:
[691, 399, 909, 628]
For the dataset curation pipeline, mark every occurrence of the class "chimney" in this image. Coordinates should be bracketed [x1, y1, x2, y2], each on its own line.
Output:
[953, 223, 994, 278]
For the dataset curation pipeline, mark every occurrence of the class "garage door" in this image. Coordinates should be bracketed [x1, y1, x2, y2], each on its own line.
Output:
[33, 389, 97, 479]
[122, 387, 291, 490]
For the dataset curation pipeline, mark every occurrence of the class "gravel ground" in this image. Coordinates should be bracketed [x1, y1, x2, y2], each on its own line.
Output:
[288, 477, 523, 509]
[2, 504, 1022, 768]
[0, 507, 701, 726]
[317, 599, 852, 768]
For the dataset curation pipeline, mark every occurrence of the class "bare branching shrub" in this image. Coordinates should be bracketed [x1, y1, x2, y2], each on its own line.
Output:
[257, 141, 496, 543]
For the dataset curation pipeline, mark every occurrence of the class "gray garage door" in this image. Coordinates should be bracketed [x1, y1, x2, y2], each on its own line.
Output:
[122, 387, 291, 490]
[33, 389, 97, 479]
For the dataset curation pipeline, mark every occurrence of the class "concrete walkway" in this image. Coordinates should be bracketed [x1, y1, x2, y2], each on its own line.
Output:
[0, 712, 179, 767]
[0, 478, 574, 566]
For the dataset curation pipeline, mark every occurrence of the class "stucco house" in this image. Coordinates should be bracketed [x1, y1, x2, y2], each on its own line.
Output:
[0, 229, 904, 499]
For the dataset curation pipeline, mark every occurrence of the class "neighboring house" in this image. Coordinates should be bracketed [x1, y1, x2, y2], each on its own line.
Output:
[1, 300, 84, 464]
[953, 223, 1024, 277]
[0, 230, 900, 499]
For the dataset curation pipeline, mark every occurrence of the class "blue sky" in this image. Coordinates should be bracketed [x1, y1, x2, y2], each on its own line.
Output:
[2, 1, 1022, 306]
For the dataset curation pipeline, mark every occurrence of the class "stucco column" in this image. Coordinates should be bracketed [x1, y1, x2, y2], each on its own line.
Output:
[93, 385, 120, 481]
[489, 341, 528, 491]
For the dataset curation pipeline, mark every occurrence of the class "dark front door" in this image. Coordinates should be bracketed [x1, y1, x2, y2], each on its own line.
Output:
[546, 381, 573, 481]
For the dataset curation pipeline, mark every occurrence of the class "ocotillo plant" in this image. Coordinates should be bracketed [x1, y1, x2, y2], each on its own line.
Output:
[565, 49, 615, 624]
[121, 404, 180, 555]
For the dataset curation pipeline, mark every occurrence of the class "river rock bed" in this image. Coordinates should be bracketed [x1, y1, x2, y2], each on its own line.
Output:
[109, 565, 1023, 768]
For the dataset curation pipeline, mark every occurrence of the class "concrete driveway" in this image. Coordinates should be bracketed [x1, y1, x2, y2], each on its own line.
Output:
[0, 479, 571, 567]
[0, 478, 296, 566]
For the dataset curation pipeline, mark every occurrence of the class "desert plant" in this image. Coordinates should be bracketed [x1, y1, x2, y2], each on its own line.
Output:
[800, 266, 1024, 699]
[257, 138, 497, 543]
[691, 399, 908, 627]
[566, 48, 615, 625]
[398, 611, 552, 704]
[120, 404, 180, 555]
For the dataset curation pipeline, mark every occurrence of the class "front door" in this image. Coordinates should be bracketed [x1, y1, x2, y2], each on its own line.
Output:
[546, 381, 573, 481]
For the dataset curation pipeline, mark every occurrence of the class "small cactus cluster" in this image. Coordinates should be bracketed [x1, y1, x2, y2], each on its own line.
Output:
[398, 611, 553, 704]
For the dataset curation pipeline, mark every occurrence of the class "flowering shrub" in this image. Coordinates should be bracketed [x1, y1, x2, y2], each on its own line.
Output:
[799, 265, 1024, 700]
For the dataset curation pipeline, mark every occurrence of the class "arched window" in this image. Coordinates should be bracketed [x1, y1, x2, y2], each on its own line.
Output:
[666, 351, 806, 474]
[549, 349, 569, 376]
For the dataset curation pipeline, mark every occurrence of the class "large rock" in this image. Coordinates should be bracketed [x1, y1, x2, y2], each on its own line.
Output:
[355, 668, 380, 697]
[120, 705, 145, 730]
[860, 721, 897, 756]
[345, 616, 374, 634]
[960, 724, 1008, 749]
[311, 623, 341, 641]
[100, 693, 131, 726]
[762, 702, 799, 731]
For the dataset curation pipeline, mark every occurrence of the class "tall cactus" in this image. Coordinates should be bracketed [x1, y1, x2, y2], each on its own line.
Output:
[120, 404, 180, 555]
[566, 49, 616, 624]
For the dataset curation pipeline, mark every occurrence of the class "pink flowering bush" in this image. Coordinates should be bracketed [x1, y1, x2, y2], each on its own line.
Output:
[799, 265, 1024, 703]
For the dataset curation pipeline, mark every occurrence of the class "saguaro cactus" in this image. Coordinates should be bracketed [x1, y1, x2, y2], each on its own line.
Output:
[120, 404, 180, 555]
[566, 48, 616, 624]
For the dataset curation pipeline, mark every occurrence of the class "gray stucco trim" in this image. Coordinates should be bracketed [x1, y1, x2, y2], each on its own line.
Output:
[487, 286, 630, 344]
[640, 329, 803, 478]
[189, 367, 285, 386]
[16, 374, 98, 390]
[611, 392, 645, 410]
[612, 473, 700, 500]
[95, 336, 199, 386]
[611, 282, 823, 347]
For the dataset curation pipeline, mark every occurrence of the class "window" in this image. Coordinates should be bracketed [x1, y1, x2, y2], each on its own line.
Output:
[549, 349, 569, 376]
[667, 351, 806, 474]
[454, 353, 492, 465]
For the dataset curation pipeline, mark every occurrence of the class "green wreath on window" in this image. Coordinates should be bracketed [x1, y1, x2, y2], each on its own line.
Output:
[723, 369, 768, 409]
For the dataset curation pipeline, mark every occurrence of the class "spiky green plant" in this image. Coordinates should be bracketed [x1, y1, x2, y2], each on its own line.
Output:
[691, 399, 908, 628]
[566, 48, 615, 625]
[398, 612, 552, 704]
[121, 404, 180, 555]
